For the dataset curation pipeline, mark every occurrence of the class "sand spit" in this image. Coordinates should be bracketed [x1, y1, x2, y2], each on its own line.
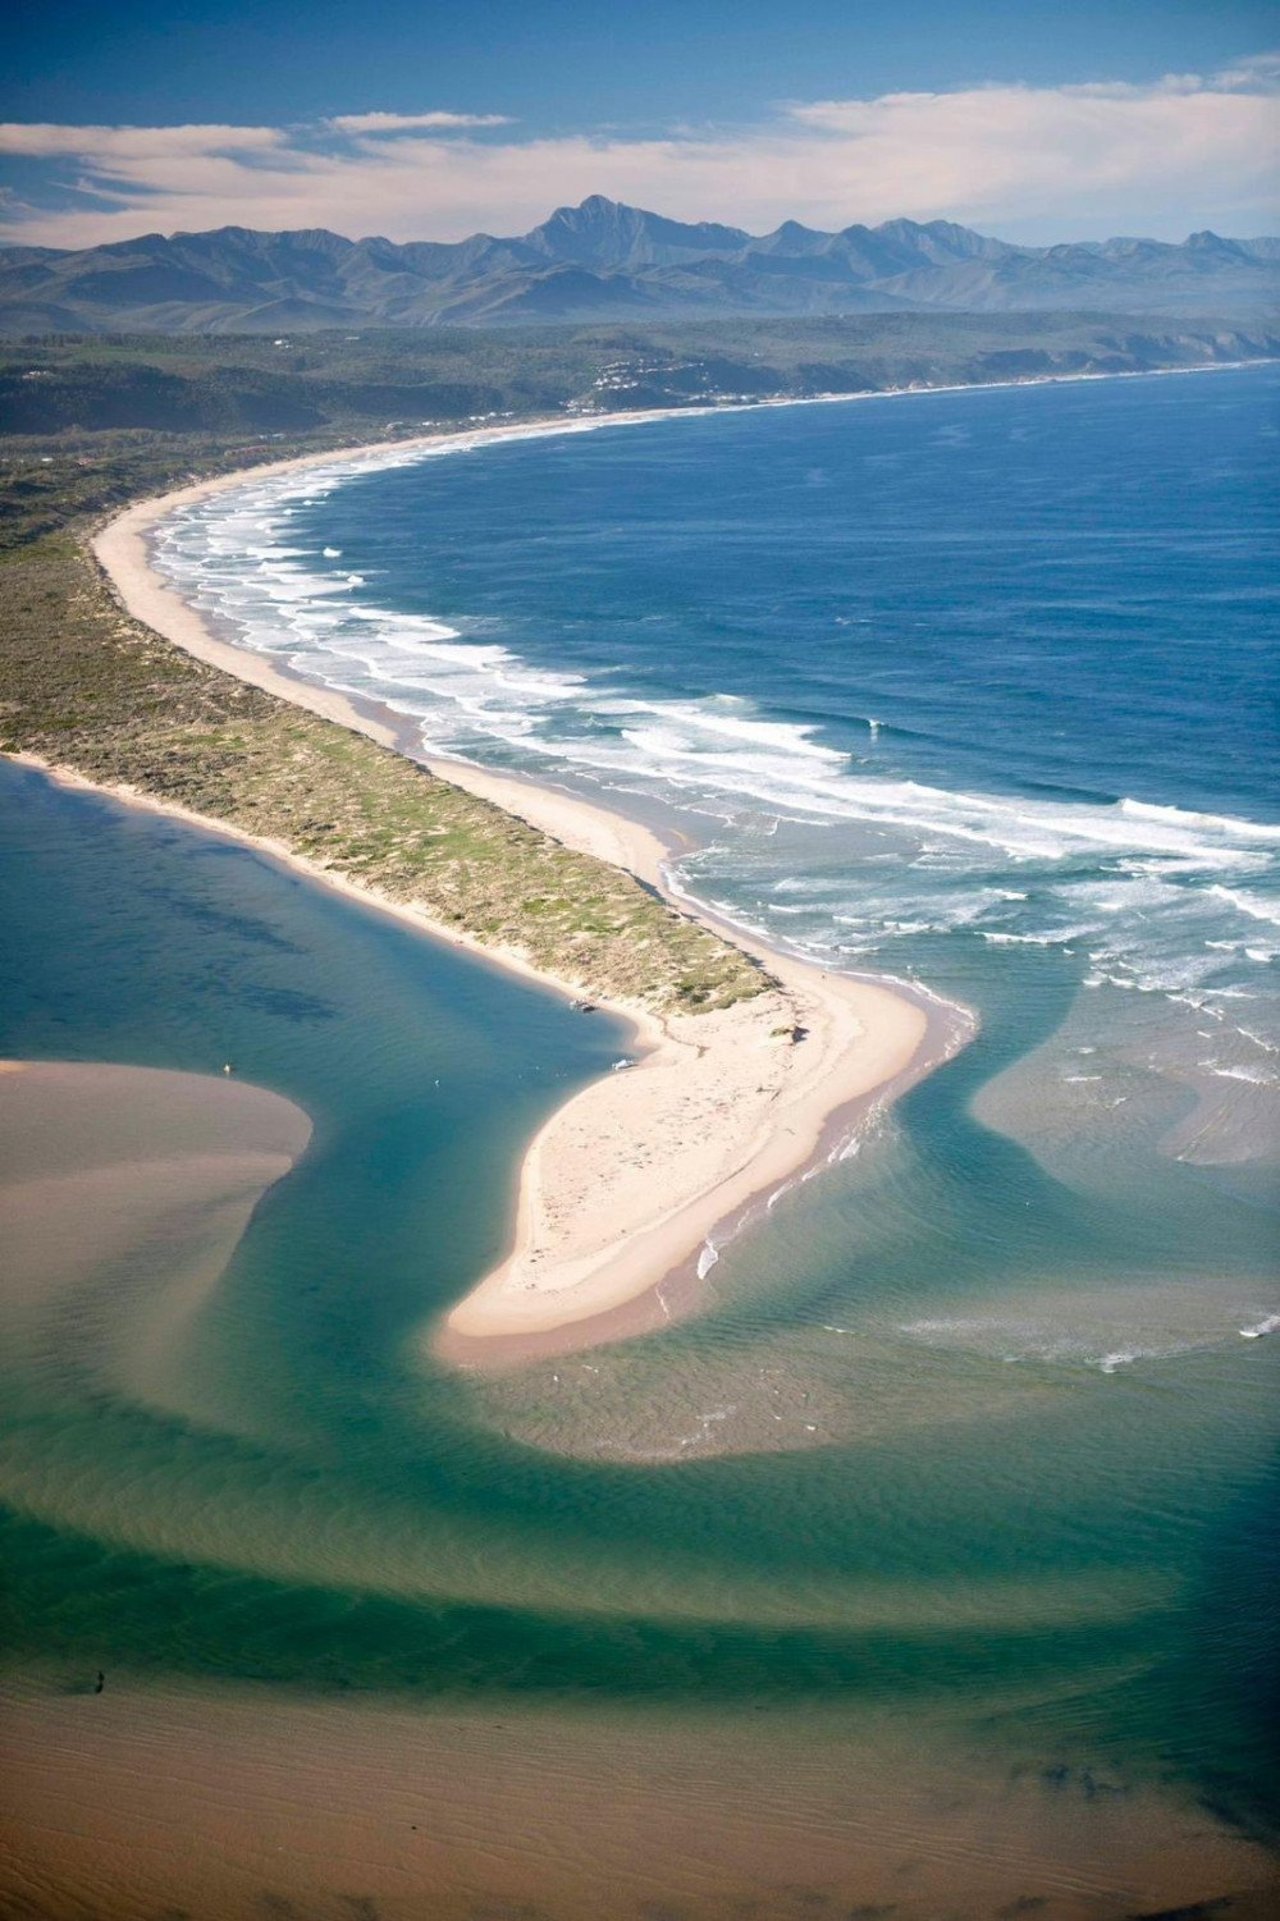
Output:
[438, 954, 936, 1351]
[83, 424, 968, 1355]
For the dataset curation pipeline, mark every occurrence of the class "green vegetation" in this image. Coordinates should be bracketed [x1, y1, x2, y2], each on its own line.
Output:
[3, 311, 1273, 442]
[0, 430, 768, 1014]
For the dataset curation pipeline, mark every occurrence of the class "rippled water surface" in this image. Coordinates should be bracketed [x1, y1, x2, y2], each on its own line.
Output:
[3, 370, 1279, 1911]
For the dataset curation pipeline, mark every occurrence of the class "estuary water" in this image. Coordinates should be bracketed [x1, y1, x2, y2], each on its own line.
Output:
[2, 368, 1278, 1915]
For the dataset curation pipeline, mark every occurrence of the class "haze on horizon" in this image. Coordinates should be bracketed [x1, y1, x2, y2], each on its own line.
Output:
[0, 0, 1276, 251]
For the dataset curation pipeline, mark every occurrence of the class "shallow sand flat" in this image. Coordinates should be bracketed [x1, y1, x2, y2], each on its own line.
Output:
[1, 1674, 1274, 1921]
[0, 1058, 311, 1183]
[87, 445, 959, 1354]
[0, 1062, 311, 1395]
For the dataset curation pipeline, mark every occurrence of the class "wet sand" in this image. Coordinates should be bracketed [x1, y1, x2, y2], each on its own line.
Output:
[0, 1062, 311, 1388]
[0, 1068, 1274, 1918]
[1, 1672, 1275, 1921]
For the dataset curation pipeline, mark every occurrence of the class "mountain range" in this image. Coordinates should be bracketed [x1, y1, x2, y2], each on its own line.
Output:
[1, 195, 1276, 333]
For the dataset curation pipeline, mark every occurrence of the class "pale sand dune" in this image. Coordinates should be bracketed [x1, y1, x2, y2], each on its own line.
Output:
[81, 432, 966, 1354]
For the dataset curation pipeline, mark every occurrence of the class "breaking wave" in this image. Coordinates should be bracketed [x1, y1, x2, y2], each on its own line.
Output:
[153, 415, 1280, 1079]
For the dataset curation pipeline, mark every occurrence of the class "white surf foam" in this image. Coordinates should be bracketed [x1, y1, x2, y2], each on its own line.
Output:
[1209, 884, 1280, 926]
[152, 430, 1280, 1066]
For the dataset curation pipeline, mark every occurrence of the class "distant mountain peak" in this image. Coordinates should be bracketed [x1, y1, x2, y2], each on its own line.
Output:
[1, 196, 1274, 333]
[517, 197, 752, 277]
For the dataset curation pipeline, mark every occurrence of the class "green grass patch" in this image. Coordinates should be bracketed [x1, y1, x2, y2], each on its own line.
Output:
[0, 458, 768, 1014]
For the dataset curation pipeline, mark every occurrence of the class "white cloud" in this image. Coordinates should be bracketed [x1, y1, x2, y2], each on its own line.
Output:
[0, 66, 1274, 250]
[0, 122, 284, 159]
[327, 111, 513, 134]
[1212, 50, 1280, 92]
[773, 80, 1276, 234]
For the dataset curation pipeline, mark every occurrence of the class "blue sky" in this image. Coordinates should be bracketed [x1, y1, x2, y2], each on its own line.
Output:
[1, 2, 1276, 247]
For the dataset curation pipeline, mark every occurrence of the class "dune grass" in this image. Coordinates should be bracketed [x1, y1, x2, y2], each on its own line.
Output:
[0, 493, 767, 1014]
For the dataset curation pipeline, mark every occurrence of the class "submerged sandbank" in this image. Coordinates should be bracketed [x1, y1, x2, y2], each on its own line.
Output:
[3, 1672, 1275, 1921]
[83, 426, 968, 1354]
[0, 1061, 310, 1401]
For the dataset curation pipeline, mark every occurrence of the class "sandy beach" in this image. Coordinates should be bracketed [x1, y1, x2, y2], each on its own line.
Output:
[81, 423, 962, 1354]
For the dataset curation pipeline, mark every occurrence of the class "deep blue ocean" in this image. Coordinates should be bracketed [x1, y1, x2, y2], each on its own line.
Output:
[162, 367, 1280, 1121]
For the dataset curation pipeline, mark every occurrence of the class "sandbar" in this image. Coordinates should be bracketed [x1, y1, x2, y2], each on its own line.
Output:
[0, 1060, 311, 1401]
[3, 1672, 1274, 1921]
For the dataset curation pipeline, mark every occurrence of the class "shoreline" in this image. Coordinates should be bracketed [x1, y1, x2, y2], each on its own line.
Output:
[88, 352, 1270, 864]
[77, 406, 972, 1356]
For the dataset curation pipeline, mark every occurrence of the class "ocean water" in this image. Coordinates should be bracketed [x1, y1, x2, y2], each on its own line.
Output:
[158, 370, 1280, 1147]
[3, 369, 1279, 1910]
